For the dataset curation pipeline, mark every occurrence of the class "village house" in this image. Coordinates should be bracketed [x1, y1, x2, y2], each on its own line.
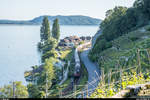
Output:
[58, 35, 92, 48]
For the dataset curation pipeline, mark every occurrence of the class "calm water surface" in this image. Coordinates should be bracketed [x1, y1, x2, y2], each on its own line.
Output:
[0, 25, 98, 86]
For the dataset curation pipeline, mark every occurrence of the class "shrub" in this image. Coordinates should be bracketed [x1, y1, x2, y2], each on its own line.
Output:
[129, 37, 139, 41]
[146, 26, 150, 31]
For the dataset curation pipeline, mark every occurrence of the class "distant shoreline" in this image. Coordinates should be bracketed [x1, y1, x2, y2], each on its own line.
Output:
[0, 15, 102, 26]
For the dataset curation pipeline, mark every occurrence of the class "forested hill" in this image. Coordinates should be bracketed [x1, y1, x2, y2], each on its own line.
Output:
[90, 0, 150, 61]
[0, 15, 102, 25]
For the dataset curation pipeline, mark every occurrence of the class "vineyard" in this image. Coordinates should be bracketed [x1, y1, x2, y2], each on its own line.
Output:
[89, 25, 150, 98]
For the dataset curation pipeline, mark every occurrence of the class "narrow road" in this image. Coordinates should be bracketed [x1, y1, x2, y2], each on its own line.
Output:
[59, 61, 70, 85]
[80, 49, 101, 97]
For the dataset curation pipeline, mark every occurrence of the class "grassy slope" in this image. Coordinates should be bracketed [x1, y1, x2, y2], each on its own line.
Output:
[90, 25, 150, 75]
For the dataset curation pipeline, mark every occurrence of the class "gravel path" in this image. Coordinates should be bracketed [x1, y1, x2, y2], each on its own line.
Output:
[80, 49, 101, 97]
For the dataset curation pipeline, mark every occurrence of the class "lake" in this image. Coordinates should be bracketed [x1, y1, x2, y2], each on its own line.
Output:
[0, 25, 99, 86]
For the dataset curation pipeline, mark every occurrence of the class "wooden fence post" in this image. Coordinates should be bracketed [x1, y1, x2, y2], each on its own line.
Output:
[120, 67, 122, 89]
[86, 85, 88, 98]
[59, 90, 62, 98]
[110, 68, 112, 84]
[74, 85, 77, 98]
[101, 68, 105, 86]
[146, 49, 150, 64]
[146, 49, 150, 73]
[82, 91, 84, 98]
[108, 68, 112, 88]
[12, 81, 15, 98]
[137, 49, 141, 74]
[117, 60, 120, 82]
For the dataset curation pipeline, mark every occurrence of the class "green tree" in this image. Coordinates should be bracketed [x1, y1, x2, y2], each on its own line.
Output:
[40, 16, 51, 43]
[27, 83, 45, 98]
[133, 0, 150, 25]
[43, 58, 55, 88]
[42, 49, 58, 62]
[42, 37, 57, 53]
[37, 58, 55, 92]
[100, 6, 128, 41]
[40, 37, 58, 62]
[0, 81, 28, 98]
[52, 18, 60, 41]
[133, 0, 144, 8]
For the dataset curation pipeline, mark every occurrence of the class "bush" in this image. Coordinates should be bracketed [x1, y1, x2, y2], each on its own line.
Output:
[90, 71, 150, 98]
[37, 42, 42, 52]
[41, 50, 57, 62]
[129, 37, 139, 41]
[146, 26, 150, 31]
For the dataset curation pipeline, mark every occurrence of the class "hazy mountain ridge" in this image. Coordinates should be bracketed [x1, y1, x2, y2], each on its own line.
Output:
[0, 15, 102, 25]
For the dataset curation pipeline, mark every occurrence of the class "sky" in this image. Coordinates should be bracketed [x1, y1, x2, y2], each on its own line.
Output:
[0, 0, 135, 20]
